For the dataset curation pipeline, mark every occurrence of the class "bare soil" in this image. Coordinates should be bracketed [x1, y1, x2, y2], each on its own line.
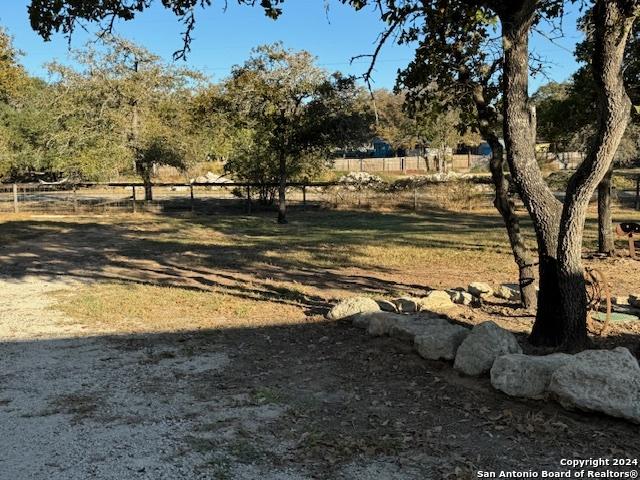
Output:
[0, 208, 639, 479]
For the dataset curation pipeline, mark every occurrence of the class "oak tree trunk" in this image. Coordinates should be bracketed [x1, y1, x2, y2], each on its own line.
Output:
[144, 181, 153, 202]
[277, 150, 287, 224]
[499, 0, 636, 350]
[500, 6, 565, 345]
[556, 0, 635, 350]
[472, 85, 536, 309]
[487, 135, 537, 309]
[598, 164, 615, 255]
[141, 164, 153, 202]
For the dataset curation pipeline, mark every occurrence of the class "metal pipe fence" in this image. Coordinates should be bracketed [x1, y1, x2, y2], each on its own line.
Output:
[0, 182, 338, 214]
[1, 174, 638, 215]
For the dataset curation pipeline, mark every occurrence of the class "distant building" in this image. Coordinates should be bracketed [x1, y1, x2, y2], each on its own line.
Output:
[473, 140, 504, 157]
[372, 137, 394, 158]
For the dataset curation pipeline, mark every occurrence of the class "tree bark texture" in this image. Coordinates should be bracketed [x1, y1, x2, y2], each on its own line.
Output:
[141, 165, 153, 202]
[556, 0, 635, 350]
[472, 85, 536, 309]
[498, 0, 637, 349]
[500, 4, 565, 345]
[598, 164, 615, 255]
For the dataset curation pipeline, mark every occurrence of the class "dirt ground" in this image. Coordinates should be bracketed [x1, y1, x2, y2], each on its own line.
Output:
[0, 208, 639, 479]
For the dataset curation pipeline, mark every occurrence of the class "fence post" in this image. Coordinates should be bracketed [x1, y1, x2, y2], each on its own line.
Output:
[72, 185, 78, 213]
[12, 183, 18, 213]
[302, 184, 307, 208]
[189, 184, 195, 212]
[132, 185, 137, 213]
[636, 177, 639, 210]
[246, 186, 252, 213]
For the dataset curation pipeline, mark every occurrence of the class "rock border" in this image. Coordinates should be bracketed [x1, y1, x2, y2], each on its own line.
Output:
[332, 294, 640, 425]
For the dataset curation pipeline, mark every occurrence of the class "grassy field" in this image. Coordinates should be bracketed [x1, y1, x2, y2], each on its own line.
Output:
[1, 204, 638, 335]
[2, 204, 640, 478]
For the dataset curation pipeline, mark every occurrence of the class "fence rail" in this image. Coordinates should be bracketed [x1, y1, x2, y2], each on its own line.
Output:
[1, 172, 638, 214]
[0, 181, 343, 215]
[332, 154, 488, 173]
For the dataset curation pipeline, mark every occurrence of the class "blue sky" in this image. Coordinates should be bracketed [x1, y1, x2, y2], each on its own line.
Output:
[0, 0, 584, 92]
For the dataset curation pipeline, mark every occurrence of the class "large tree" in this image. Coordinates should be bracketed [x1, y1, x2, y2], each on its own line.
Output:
[392, 2, 538, 308]
[26, 0, 640, 349]
[342, 0, 638, 349]
[47, 36, 203, 195]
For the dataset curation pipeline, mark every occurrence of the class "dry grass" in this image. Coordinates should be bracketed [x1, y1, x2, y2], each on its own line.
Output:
[1, 203, 639, 335]
[53, 283, 311, 334]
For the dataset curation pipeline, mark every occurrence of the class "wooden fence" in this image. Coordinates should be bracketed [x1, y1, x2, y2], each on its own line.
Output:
[332, 154, 488, 173]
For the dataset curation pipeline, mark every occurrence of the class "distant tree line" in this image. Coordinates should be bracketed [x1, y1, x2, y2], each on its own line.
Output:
[0, 30, 472, 222]
[8, 0, 640, 349]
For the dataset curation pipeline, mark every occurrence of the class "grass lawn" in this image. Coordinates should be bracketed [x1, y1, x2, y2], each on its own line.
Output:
[1, 204, 638, 335]
[2, 205, 640, 478]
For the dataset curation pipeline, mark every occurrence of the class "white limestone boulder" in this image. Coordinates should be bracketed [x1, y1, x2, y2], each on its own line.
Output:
[327, 296, 380, 320]
[388, 315, 447, 342]
[468, 282, 493, 298]
[417, 290, 456, 311]
[366, 312, 408, 336]
[376, 299, 398, 312]
[453, 321, 522, 376]
[414, 321, 470, 361]
[494, 284, 521, 302]
[491, 353, 574, 399]
[449, 290, 475, 306]
[548, 347, 640, 424]
[351, 311, 404, 330]
[392, 297, 420, 313]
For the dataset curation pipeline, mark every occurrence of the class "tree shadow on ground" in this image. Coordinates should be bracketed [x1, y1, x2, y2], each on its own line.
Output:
[0, 206, 527, 316]
[1, 319, 638, 479]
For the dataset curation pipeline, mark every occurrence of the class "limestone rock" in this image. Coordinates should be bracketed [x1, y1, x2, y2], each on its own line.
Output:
[414, 321, 470, 361]
[494, 284, 521, 302]
[449, 291, 475, 306]
[417, 290, 455, 311]
[327, 296, 380, 320]
[388, 316, 448, 342]
[376, 299, 398, 312]
[352, 311, 404, 330]
[367, 313, 407, 336]
[453, 321, 522, 376]
[491, 353, 573, 399]
[392, 297, 420, 313]
[548, 347, 640, 423]
[468, 282, 493, 298]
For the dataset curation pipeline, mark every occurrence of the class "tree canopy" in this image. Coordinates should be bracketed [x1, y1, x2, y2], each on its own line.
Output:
[220, 43, 373, 212]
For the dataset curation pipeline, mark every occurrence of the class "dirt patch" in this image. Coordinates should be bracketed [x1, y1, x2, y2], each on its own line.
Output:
[0, 210, 639, 479]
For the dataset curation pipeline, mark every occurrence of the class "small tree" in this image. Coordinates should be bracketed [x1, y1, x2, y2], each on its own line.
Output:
[224, 44, 372, 222]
